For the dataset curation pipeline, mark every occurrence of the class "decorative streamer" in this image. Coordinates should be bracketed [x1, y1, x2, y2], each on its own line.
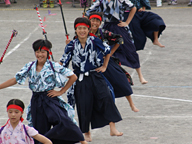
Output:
[58, 0, 69, 39]
[0, 30, 18, 64]
[34, 6, 54, 61]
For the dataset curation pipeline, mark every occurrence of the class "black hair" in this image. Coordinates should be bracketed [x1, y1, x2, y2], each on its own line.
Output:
[32, 39, 52, 58]
[88, 12, 103, 22]
[7, 99, 25, 110]
[74, 17, 91, 30]
[32, 39, 52, 51]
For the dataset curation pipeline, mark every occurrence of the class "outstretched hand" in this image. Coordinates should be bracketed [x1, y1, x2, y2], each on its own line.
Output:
[66, 39, 71, 45]
[47, 90, 63, 98]
[95, 66, 107, 73]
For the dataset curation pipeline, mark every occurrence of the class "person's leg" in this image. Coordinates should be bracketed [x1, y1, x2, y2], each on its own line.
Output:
[153, 31, 165, 48]
[125, 96, 139, 112]
[80, 141, 88, 144]
[75, 76, 94, 142]
[84, 131, 92, 142]
[5, 0, 11, 6]
[90, 72, 123, 137]
[109, 122, 123, 136]
[136, 67, 148, 84]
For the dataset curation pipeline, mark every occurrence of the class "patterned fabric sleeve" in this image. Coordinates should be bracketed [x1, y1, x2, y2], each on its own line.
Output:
[123, 0, 134, 8]
[15, 62, 33, 85]
[93, 36, 111, 56]
[25, 125, 39, 137]
[102, 29, 124, 45]
[86, 0, 134, 22]
[51, 61, 74, 88]
[85, 0, 102, 16]
[53, 62, 74, 77]
[60, 40, 73, 68]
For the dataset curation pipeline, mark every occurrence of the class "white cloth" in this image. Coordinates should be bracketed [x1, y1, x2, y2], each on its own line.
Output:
[0, 120, 38, 144]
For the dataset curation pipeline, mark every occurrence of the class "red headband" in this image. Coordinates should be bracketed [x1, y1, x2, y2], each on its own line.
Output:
[75, 23, 90, 28]
[89, 15, 102, 21]
[7, 105, 23, 113]
[39, 46, 52, 60]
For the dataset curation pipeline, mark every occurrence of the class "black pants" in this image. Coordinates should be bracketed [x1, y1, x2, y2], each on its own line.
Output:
[74, 72, 122, 133]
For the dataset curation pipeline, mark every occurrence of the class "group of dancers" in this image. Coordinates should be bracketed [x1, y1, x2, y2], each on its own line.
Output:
[0, 0, 166, 143]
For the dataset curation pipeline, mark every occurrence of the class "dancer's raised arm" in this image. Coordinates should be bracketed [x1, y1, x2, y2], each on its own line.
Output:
[0, 78, 17, 89]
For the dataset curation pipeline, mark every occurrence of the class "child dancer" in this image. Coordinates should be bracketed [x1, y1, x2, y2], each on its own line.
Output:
[85, 0, 148, 84]
[0, 99, 52, 144]
[0, 39, 87, 144]
[65, 13, 138, 112]
[88, 12, 139, 112]
[60, 17, 123, 142]
[124, 0, 166, 50]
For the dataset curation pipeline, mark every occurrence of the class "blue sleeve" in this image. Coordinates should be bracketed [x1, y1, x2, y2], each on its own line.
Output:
[93, 37, 111, 56]
[60, 40, 73, 68]
[85, 0, 103, 16]
[124, 0, 135, 9]
[52, 61, 74, 77]
[15, 62, 32, 85]
[51, 61, 74, 88]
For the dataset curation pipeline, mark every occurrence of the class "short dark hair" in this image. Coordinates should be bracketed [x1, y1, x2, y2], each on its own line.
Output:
[32, 39, 52, 51]
[74, 17, 91, 30]
[7, 99, 25, 110]
[89, 12, 103, 21]
[32, 39, 52, 58]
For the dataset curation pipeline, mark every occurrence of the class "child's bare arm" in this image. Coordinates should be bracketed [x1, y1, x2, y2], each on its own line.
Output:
[47, 74, 77, 97]
[110, 44, 120, 56]
[125, 6, 136, 25]
[103, 53, 110, 68]
[32, 134, 52, 144]
[59, 74, 77, 94]
[95, 53, 110, 73]
[117, 6, 136, 27]
[0, 78, 17, 89]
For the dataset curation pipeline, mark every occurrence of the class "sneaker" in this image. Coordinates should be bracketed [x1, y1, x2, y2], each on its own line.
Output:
[5, 0, 11, 6]
[168, 0, 177, 5]
[49, 0, 55, 8]
[188, 1, 192, 6]
[43, 0, 48, 8]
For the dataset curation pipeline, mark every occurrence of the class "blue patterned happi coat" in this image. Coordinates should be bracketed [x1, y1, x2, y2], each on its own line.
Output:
[60, 36, 111, 107]
[15, 59, 77, 125]
[85, 0, 134, 22]
[60, 36, 111, 73]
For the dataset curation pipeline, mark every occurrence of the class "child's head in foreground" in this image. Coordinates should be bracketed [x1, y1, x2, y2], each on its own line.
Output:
[7, 99, 25, 124]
